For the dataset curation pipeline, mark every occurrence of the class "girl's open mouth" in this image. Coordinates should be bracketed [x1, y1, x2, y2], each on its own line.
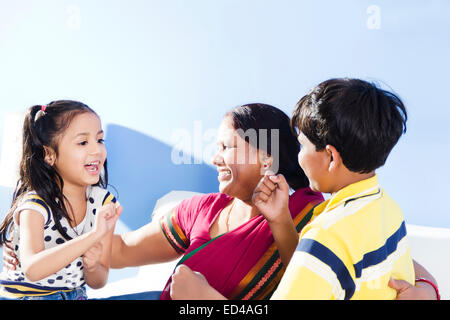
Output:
[85, 161, 101, 174]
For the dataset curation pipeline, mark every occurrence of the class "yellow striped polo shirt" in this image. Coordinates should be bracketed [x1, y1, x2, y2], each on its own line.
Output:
[272, 175, 415, 300]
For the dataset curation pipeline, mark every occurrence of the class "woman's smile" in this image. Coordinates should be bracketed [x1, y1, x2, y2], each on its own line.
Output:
[217, 168, 232, 181]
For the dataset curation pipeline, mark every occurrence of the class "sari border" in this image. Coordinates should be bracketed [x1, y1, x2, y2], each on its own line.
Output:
[160, 210, 189, 254]
[229, 200, 321, 300]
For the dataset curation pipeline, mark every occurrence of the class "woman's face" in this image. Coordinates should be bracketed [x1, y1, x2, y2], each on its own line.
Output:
[212, 117, 264, 201]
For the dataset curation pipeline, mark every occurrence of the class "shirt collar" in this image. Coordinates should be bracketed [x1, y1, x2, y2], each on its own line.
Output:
[312, 175, 380, 220]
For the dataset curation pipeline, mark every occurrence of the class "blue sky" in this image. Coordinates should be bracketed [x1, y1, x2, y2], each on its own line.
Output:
[0, 0, 449, 228]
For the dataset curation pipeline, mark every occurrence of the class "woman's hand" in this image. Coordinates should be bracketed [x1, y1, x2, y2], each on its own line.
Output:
[83, 242, 103, 273]
[170, 265, 226, 300]
[2, 241, 18, 271]
[389, 277, 439, 300]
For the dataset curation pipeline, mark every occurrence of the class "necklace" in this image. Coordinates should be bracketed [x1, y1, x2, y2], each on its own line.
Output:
[224, 200, 236, 232]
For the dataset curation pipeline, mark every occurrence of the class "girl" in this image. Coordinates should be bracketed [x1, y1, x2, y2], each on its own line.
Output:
[0, 100, 122, 300]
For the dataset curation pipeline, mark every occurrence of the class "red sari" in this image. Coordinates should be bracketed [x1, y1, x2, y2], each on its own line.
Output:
[159, 188, 323, 300]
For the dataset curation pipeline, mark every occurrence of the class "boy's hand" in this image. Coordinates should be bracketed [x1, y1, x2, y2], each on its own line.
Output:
[93, 202, 123, 239]
[252, 171, 291, 224]
[83, 242, 103, 273]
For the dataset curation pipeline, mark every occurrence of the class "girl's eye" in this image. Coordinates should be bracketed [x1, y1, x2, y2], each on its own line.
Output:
[78, 141, 87, 146]
[98, 139, 105, 144]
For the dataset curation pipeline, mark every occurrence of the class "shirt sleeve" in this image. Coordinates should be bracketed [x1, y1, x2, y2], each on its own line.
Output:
[13, 193, 51, 226]
[159, 194, 211, 254]
[101, 190, 118, 206]
[271, 227, 355, 300]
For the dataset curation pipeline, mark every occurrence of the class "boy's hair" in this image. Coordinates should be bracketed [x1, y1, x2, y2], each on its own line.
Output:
[226, 103, 309, 190]
[0, 100, 108, 245]
[291, 78, 407, 173]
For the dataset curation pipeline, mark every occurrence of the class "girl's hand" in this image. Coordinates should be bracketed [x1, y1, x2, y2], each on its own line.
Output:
[2, 241, 18, 271]
[252, 171, 291, 224]
[83, 242, 103, 273]
[93, 203, 123, 239]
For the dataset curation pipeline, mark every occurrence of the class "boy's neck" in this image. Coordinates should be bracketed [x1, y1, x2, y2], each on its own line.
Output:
[330, 171, 375, 197]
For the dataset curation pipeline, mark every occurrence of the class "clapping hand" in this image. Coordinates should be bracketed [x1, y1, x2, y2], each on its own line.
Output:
[93, 202, 123, 238]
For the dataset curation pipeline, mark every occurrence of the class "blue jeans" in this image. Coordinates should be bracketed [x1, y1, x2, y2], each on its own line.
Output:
[95, 290, 162, 300]
[0, 286, 87, 300]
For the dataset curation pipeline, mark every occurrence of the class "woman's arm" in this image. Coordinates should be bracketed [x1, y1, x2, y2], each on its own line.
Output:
[389, 260, 440, 300]
[2, 241, 18, 271]
[84, 205, 123, 288]
[110, 216, 181, 268]
[83, 230, 114, 289]
[413, 259, 438, 284]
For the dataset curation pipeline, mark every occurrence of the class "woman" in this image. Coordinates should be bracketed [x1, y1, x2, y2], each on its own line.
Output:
[109, 103, 323, 299]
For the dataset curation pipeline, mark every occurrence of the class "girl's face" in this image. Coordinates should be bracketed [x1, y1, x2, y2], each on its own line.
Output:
[53, 112, 106, 189]
[212, 117, 264, 201]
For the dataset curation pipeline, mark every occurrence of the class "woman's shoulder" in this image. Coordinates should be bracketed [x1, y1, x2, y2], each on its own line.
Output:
[180, 192, 232, 210]
[288, 187, 324, 217]
[290, 187, 324, 202]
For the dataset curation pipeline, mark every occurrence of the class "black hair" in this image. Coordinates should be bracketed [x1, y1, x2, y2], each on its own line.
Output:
[0, 100, 108, 244]
[226, 103, 309, 190]
[291, 78, 407, 173]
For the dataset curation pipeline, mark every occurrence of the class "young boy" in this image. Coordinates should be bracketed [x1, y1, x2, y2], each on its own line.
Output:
[169, 78, 417, 300]
[271, 78, 414, 299]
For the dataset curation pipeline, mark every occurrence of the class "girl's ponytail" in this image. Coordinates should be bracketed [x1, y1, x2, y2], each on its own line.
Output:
[0, 105, 44, 244]
[0, 101, 107, 244]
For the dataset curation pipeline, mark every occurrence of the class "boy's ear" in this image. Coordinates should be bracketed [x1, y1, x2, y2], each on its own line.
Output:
[325, 145, 342, 172]
[43, 146, 56, 166]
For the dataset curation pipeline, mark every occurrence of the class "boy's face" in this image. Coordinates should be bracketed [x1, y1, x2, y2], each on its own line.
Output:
[297, 132, 332, 193]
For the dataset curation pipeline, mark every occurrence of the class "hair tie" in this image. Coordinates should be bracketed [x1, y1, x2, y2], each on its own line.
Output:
[34, 105, 47, 122]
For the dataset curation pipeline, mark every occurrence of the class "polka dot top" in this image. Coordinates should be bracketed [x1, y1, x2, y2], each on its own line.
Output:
[0, 186, 117, 298]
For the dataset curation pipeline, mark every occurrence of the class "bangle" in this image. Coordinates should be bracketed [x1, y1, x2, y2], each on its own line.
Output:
[415, 278, 440, 300]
